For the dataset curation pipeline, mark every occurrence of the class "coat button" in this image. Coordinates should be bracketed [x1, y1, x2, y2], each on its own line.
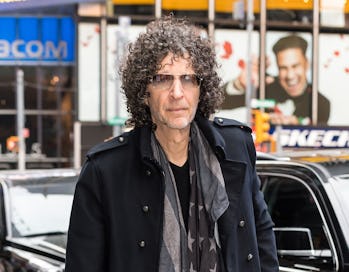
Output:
[146, 169, 151, 176]
[138, 240, 146, 248]
[247, 253, 253, 261]
[217, 118, 224, 124]
[118, 136, 124, 143]
[239, 220, 245, 227]
[142, 205, 149, 213]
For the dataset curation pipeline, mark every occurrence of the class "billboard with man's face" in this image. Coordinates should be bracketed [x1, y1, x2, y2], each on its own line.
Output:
[264, 32, 318, 126]
[215, 29, 349, 127]
[215, 28, 349, 149]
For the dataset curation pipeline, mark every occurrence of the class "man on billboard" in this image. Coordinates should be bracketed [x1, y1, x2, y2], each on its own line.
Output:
[221, 34, 330, 125]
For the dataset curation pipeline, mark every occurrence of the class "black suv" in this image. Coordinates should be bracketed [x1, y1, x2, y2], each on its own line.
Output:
[257, 151, 349, 272]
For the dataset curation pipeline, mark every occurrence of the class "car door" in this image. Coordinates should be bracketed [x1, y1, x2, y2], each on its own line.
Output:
[258, 170, 337, 272]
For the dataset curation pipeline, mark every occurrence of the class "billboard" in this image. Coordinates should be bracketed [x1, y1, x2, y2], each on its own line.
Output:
[214, 29, 260, 122]
[215, 29, 349, 127]
[319, 33, 349, 126]
[0, 17, 75, 64]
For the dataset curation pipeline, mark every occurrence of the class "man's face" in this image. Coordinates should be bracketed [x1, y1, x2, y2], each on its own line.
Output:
[146, 53, 200, 132]
[276, 48, 309, 97]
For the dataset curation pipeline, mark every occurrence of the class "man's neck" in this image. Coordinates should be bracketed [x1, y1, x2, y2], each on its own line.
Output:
[155, 127, 190, 167]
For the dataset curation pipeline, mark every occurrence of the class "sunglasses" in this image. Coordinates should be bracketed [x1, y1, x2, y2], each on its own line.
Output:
[149, 74, 202, 91]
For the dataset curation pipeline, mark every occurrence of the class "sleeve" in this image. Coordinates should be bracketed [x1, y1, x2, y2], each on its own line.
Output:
[65, 159, 107, 272]
[252, 171, 279, 272]
[247, 137, 279, 272]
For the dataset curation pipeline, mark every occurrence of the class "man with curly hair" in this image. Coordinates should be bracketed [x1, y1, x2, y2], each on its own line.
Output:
[65, 16, 278, 272]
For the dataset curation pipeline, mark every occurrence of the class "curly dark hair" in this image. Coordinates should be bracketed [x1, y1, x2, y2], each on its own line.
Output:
[120, 16, 223, 127]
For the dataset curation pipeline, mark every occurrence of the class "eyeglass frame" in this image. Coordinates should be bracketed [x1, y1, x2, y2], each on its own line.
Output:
[148, 74, 203, 91]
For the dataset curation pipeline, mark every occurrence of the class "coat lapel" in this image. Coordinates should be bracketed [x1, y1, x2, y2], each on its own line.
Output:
[195, 114, 247, 217]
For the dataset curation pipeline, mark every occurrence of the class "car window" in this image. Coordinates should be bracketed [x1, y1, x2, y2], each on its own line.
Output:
[260, 174, 335, 270]
[7, 175, 77, 238]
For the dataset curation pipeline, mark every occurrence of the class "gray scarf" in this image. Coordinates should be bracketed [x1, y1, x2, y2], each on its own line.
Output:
[151, 122, 229, 272]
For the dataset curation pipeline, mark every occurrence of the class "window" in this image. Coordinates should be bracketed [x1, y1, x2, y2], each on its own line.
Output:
[260, 174, 335, 270]
[0, 66, 75, 168]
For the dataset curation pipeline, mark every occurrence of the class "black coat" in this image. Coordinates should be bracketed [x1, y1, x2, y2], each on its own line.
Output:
[65, 115, 279, 272]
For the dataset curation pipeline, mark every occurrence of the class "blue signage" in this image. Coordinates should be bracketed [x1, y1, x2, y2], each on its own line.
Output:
[271, 125, 349, 149]
[0, 17, 75, 64]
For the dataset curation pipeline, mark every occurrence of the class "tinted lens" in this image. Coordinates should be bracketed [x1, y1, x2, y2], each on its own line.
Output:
[150, 74, 201, 90]
[180, 74, 201, 89]
[151, 74, 173, 90]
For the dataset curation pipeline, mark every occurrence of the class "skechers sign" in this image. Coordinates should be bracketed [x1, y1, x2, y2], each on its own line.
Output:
[275, 126, 349, 148]
[0, 17, 75, 64]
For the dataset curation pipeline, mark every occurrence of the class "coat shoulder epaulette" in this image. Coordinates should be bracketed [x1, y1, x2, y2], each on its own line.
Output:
[213, 117, 252, 133]
[86, 133, 129, 159]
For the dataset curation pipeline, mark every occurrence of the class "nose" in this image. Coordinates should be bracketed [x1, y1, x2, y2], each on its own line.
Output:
[286, 68, 296, 80]
[170, 77, 184, 98]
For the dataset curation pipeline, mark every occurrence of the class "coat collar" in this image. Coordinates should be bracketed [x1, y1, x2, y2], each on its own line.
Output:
[137, 116, 247, 218]
[137, 114, 230, 162]
[138, 124, 154, 161]
[194, 114, 227, 161]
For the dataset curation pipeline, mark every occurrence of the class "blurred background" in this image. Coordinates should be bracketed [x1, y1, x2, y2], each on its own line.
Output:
[1, 0, 349, 170]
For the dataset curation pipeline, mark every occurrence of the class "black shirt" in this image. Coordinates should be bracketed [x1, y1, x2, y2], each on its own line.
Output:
[169, 160, 190, 230]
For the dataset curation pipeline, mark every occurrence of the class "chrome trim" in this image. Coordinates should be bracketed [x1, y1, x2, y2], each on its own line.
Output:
[38, 240, 66, 255]
[279, 266, 311, 272]
[295, 263, 320, 271]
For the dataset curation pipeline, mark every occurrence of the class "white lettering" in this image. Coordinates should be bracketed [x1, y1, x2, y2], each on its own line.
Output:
[277, 128, 349, 148]
[322, 130, 341, 147]
[45, 41, 67, 59]
[0, 40, 10, 58]
[307, 130, 325, 147]
[0, 39, 68, 60]
[279, 129, 291, 147]
[12, 40, 25, 58]
[26, 40, 43, 58]
[337, 131, 349, 147]
[289, 130, 309, 147]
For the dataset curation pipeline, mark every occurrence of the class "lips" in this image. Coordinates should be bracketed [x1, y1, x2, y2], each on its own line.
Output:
[167, 107, 187, 112]
[284, 79, 302, 93]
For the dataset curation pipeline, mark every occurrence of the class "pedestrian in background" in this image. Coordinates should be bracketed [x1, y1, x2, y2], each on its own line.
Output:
[65, 16, 278, 272]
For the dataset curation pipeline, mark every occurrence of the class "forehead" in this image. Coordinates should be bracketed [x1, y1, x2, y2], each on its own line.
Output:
[276, 48, 306, 61]
[276, 48, 307, 67]
[158, 53, 194, 72]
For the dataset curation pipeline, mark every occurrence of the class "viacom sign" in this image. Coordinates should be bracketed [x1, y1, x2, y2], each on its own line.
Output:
[276, 126, 349, 148]
[0, 17, 75, 64]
